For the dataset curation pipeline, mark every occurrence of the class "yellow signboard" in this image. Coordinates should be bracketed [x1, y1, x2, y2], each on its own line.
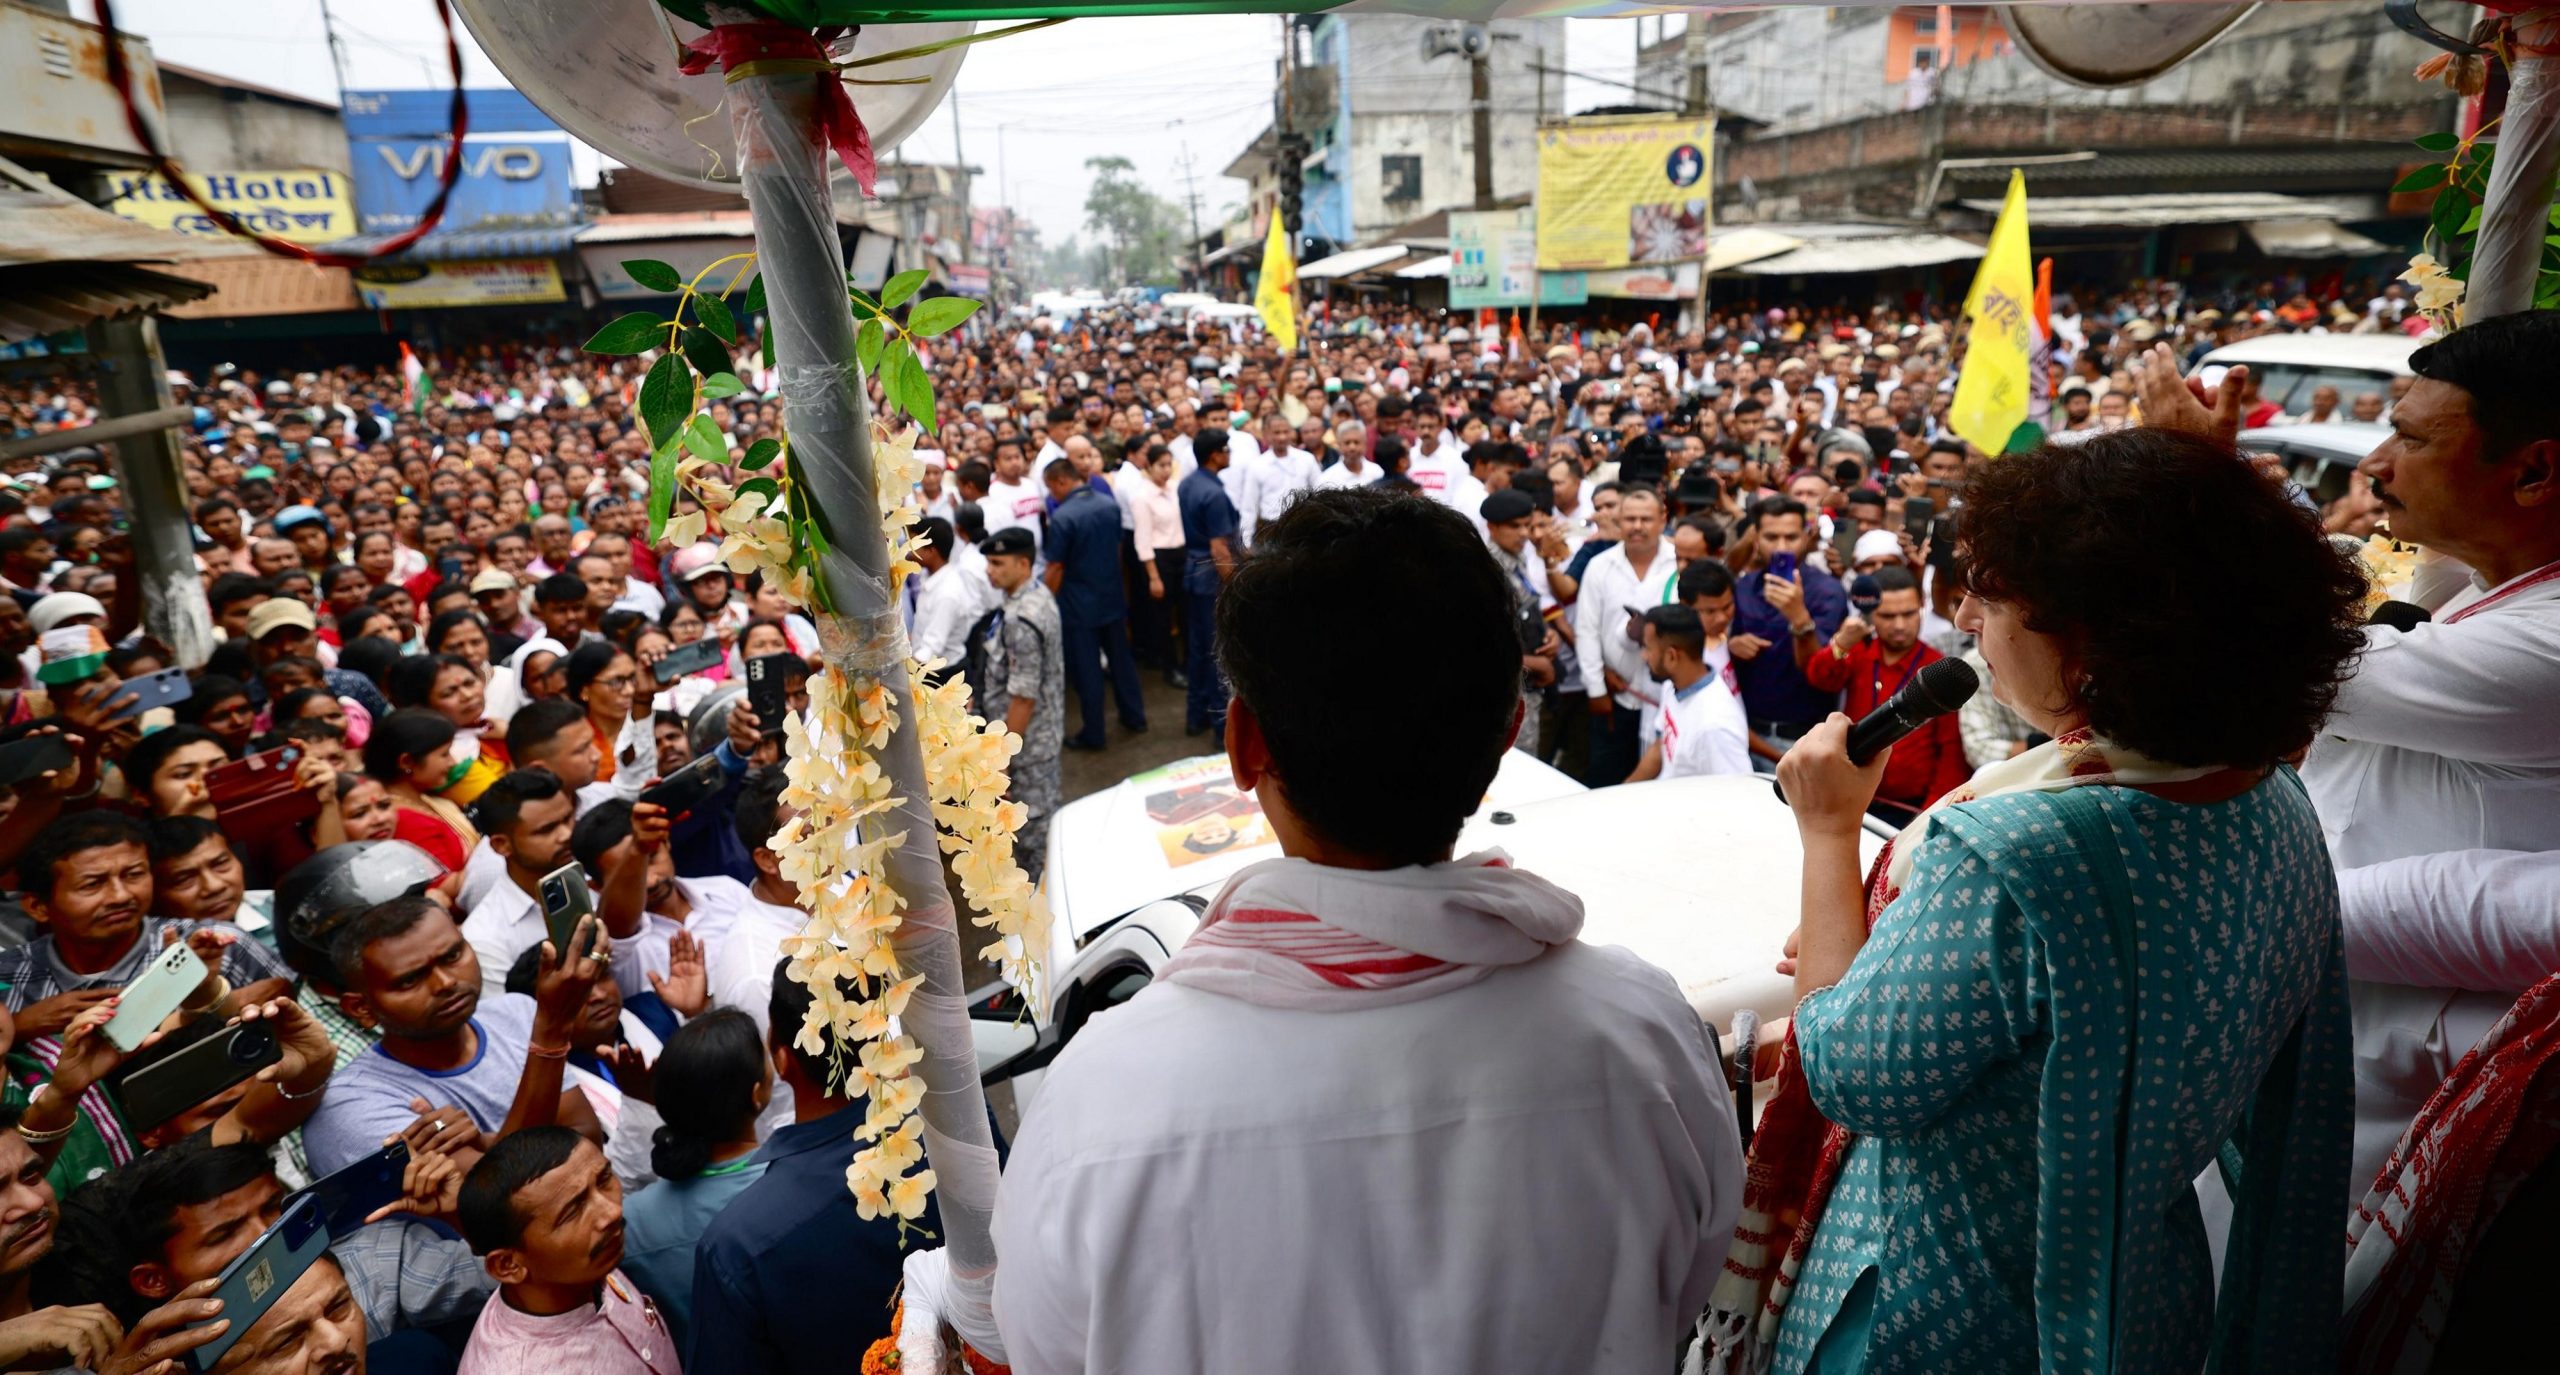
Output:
[106, 169, 356, 245]
[351, 259, 566, 310]
[1534, 117, 1712, 272]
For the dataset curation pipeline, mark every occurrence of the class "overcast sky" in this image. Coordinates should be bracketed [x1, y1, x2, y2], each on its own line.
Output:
[81, 0, 1654, 244]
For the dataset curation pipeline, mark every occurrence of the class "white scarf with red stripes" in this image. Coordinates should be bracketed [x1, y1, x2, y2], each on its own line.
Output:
[1160, 848, 1585, 1011]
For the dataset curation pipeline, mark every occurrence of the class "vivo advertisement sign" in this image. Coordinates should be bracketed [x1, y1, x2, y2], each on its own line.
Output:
[343, 89, 576, 234]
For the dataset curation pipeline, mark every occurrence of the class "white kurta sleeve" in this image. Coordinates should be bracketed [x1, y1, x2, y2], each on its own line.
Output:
[2325, 616, 2560, 769]
[1574, 559, 1611, 699]
[2339, 848, 2560, 993]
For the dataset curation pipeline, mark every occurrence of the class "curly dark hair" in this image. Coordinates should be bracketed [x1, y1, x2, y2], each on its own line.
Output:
[1958, 429, 2366, 769]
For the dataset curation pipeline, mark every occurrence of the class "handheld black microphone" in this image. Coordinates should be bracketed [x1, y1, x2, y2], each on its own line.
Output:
[2368, 600, 2432, 633]
[1845, 657, 1980, 765]
[1770, 657, 1980, 804]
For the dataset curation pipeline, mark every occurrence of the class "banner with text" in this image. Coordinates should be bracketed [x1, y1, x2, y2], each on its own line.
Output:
[1450, 209, 1588, 309]
[346, 90, 575, 236]
[107, 170, 355, 244]
[352, 259, 566, 309]
[1534, 116, 1712, 272]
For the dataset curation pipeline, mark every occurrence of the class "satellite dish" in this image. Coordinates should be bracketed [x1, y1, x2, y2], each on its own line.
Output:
[1997, 3, 2259, 89]
[449, 0, 972, 192]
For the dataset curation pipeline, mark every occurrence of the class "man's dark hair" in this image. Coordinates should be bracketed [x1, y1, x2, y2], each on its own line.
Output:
[145, 815, 226, 867]
[1867, 565, 1920, 596]
[571, 799, 632, 877]
[328, 893, 444, 987]
[1673, 514, 1725, 554]
[121, 725, 229, 805]
[736, 766, 788, 857]
[457, 1126, 585, 1255]
[2407, 309, 2560, 457]
[766, 957, 858, 1066]
[954, 460, 992, 494]
[118, 1139, 278, 1273]
[1216, 489, 1517, 866]
[191, 497, 240, 525]
[206, 574, 270, 616]
[1042, 457, 1080, 487]
[473, 768, 564, 838]
[953, 501, 987, 543]
[535, 573, 587, 606]
[1963, 428, 2366, 768]
[1641, 603, 1707, 658]
[1194, 427, 1228, 461]
[1678, 558, 1736, 603]
[1751, 495, 1809, 524]
[917, 516, 955, 560]
[1372, 436, 1405, 472]
[23, 810, 152, 908]
[505, 698, 589, 763]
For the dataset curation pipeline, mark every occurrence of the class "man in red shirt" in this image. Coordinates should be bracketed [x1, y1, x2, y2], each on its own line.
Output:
[1799, 565, 1969, 819]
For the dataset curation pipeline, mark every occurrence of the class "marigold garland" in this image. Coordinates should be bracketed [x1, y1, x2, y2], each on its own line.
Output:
[863, 1301, 1010, 1374]
[683, 421, 1041, 1220]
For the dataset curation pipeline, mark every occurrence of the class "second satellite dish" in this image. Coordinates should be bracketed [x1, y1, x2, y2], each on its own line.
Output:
[1998, 2, 2260, 89]
[450, 0, 972, 192]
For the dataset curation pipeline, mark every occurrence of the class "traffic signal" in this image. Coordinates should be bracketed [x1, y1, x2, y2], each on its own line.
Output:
[1277, 134, 1306, 237]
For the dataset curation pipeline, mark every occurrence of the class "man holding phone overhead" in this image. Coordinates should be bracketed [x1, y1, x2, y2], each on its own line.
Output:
[457, 772, 666, 1001]
[301, 895, 609, 1176]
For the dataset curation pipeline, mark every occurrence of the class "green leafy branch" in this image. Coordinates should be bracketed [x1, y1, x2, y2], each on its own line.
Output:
[852, 267, 980, 434]
[2397, 120, 2560, 309]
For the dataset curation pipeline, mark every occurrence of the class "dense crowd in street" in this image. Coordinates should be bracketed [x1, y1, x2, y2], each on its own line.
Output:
[0, 257, 2545, 1374]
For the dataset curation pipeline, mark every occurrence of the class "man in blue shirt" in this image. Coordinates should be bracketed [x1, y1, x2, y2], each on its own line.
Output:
[1730, 496, 1847, 759]
[688, 965, 943, 1373]
[1178, 429, 1241, 737]
[1041, 456, 1147, 749]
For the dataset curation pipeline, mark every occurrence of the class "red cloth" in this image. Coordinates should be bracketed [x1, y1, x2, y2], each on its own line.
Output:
[391, 805, 466, 873]
[1801, 637, 1970, 810]
[678, 21, 877, 196]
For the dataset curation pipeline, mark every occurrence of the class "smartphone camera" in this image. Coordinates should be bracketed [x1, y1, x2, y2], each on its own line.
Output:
[228, 1024, 277, 1066]
[542, 877, 568, 911]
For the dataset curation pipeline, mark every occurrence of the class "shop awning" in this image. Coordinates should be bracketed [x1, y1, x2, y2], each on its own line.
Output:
[1394, 256, 1449, 279]
[163, 254, 360, 319]
[0, 262, 213, 343]
[1960, 193, 2353, 229]
[321, 226, 582, 262]
[0, 152, 236, 341]
[576, 212, 754, 243]
[1299, 243, 1413, 280]
[2246, 218, 2390, 259]
[1731, 232, 1984, 276]
[1198, 239, 1252, 267]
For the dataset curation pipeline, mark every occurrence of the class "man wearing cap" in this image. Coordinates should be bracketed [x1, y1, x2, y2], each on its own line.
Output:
[1847, 527, 1906, 579]
[474, 568, 542, 646]
[248, 599, 392, 720]
[974, 527, 1063, 878]
[670, 544, 747, 642]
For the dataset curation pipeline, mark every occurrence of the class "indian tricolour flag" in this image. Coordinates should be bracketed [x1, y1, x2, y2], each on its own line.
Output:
[400, 342, 430, 416]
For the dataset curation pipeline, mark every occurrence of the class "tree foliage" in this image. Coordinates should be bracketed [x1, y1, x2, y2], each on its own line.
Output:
[1081, 155, 1185, 289]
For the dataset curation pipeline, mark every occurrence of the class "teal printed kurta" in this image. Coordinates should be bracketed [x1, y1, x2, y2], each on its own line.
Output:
[1774, 775, 2351, 1375]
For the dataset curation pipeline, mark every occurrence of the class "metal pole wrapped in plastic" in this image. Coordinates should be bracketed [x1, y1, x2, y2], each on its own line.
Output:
[720, 33, 1007, 1359]
[2468, 19, 2560, 321]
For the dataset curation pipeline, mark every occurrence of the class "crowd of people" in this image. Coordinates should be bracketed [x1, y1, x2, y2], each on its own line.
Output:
[0, 258, 2539, 1373]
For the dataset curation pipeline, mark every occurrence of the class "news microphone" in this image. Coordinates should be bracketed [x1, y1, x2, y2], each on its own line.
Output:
[1770, 657, 1980, 805]
[2368, 600, 2432, 633]
[1845, 658, 1980, 765]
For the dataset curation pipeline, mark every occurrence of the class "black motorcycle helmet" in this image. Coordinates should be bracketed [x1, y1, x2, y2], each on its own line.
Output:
[273, 840, 445, 985]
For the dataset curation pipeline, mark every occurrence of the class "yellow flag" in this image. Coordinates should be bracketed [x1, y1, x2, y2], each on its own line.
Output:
[1255, 217, 1298, 353]
[1948, 169, 2034, 455]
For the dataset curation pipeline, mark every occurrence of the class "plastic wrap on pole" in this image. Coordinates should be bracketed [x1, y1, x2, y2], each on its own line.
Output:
[723, 55, 1007, 1356]
[2468, 32, 2560, 321]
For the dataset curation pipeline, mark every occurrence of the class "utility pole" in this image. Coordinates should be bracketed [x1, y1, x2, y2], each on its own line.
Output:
[316, 0, 352, 106]
[1469, 25, 1495, 211]
[1172, 140, 1205, 286]
[1684, 18, 1712, 335]
[949, 86, 968, 265]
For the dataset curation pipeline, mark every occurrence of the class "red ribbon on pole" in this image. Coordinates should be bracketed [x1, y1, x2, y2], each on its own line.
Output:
[680, 22, 878, 198]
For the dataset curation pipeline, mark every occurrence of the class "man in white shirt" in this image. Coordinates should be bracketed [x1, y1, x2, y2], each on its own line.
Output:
[457, 771, 662, 999]
[1033, 404, 1076, 468]
[982, 439, 1046, 544]
[1573, 487, 1677, 786]
[1314, 418, 1378, 490]
[1242, 411, 1319, 542]
[992, 485, 1742, 1372]
[910, 516, 995, 669]
[2147, 313, 2560, 1198]
[1626, 603, 1749, 779]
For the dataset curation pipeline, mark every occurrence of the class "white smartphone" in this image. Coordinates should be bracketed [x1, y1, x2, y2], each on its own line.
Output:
[103, 940, 209, 1051]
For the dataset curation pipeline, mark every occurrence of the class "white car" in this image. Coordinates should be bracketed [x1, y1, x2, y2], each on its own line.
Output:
[984, 751, 1889, 1112]
[2199, 334, 2417, 417]
[2238, 421, 2389, 507]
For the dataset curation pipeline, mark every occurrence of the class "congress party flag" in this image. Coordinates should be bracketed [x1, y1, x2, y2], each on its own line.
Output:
[1255, 217, 1298, 353]
[400, 342, 432, 416]
[1948, 170, 2036, 456]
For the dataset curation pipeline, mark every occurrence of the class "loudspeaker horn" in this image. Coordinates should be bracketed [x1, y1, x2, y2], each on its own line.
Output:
[1997, 3, 2259, 89]
[449, 0, 972, 192]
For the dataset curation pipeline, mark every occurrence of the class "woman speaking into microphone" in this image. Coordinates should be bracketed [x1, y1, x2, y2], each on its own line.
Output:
[1745, 429, 2368, 1374]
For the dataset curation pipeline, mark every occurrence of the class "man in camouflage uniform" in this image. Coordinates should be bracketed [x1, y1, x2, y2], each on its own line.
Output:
[975, 526, 1064, 879]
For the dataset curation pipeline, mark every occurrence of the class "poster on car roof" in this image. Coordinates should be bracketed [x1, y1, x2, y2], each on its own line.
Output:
[1130, 756, 1274, 869]
[1534, 116, 1712, 272]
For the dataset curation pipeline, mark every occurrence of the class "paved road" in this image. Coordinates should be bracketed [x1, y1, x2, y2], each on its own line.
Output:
[1057, 667, 1218, 805]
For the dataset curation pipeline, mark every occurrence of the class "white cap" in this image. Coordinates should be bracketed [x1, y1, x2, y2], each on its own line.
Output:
[1853, 529, 1903, 565]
